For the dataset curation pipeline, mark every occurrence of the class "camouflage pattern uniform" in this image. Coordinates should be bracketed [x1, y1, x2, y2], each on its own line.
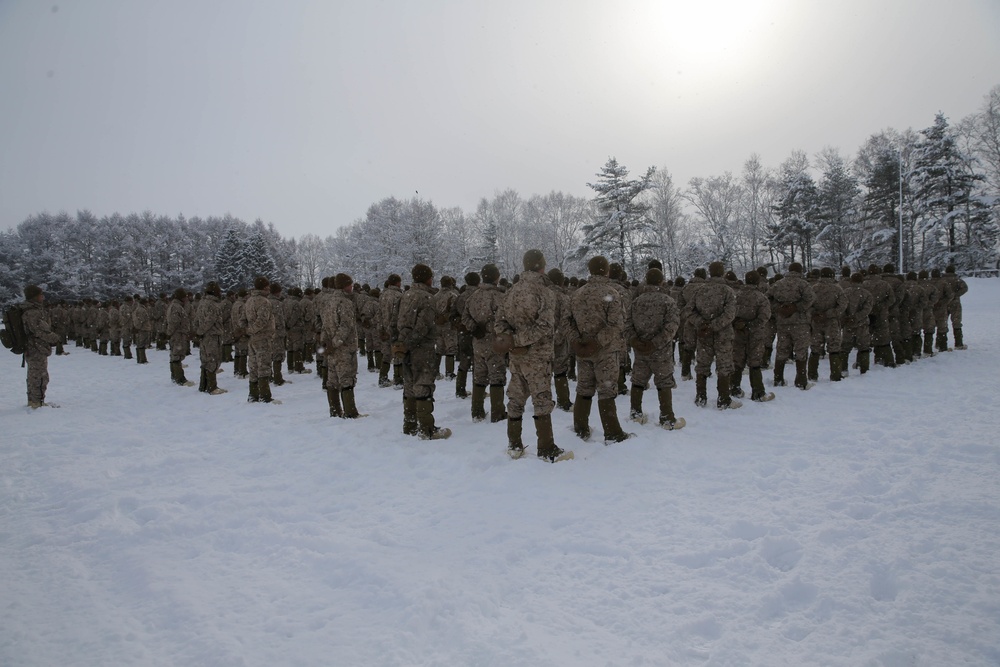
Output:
[687, 272, 738, 407]
[809, 272, 848, 381]
[768, 266, 816, 389]
[151, 296, 167, 350]
[451, 281, 477, 397]
[943, 268, 969, 349]
[548, 272, 574, 411]
[240, 288, 275, 400]
[283, 289, 307, 373]
[107, 303, 122, 356]
[432, 281, 459, 378]
[398, 277, 450, 439]
[94, 303, 109, 355]
[863, 269, 896, 366]
[677, 273, 707, 380]
[194, 291, 226, 394]
[626, 281, 681, 425]
[931, 269, 955, 352]
[919, 270, 940, 356]
[22, 298, 61, 406]
[841, 275, 874, 373]
[567, 269, 628, 442]
[356, 288, 380, 373]
[231, 293, 250, 377]
[166, 299, 191, 363]
[269, 289, 288, 385]
[321, 289, 359, 393]
[882, 269, 909, 364]
[119, 297, 134, 358]
[378, 283, 404, 388]
[132, 299, 153, 364]
[462, 281, 508, 422]
[732, 276, 772, 401]
[903, 273, 927, 358]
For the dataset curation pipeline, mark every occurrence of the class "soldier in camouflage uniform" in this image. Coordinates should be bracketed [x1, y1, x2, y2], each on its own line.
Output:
[451, 272, 480, 398]
[769, 262, 816, 390]
[547, 267, 574, 412]
[95, 301, 109, 356]
[132, 297, 153, 365]
[232, 289, 250, 377]
[841, 273, 874, 374]
[903, 271, 927, 359]
[283, 287, 307, 375]
[397, 264, 451, 439]
[677, 268, 708, 381]
[367, 287, 383, 375]
[194, 282, 227, 395]
[119, 295, 134, 359]
[918, 269, 939, 356]
[608, 262, 632, 395]
[321, 273, 364, 418]
[688, 261, 739, 409]
[626, 268, 684, 429]
[809, 267, 848, 382]
[268, 283, 288, 386]
[461, 264, 508, 423]
[356, 285, 380, 374]
[432, 276, 460, 381]
[732, 271, 774, 402]
[863, 265, 896, 367]
[21, 285, 62, 408]
[378, 274, 404, 389]
[931, 268, 955, 352]
[943, 265, 969, 349]
[495, 249, 572, 461]
[221, 291, 236, 364]
[153, 293, 169, 351]
[107, 300, 122, 356]
[166, 288, 195, 387]
[567, 256, 630, 443]
[240, 276, 278, 403]
[50, 301, 69, 356]
[882, 264, 909, 364]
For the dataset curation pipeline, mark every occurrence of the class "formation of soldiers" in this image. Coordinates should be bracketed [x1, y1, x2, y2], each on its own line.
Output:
[17, 254, 969, 462]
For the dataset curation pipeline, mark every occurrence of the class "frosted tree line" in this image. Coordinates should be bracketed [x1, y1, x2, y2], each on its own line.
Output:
[2, 86, 999, 305]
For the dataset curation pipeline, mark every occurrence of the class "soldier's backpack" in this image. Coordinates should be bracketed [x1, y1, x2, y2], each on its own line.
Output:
[1, 304, 29, 355]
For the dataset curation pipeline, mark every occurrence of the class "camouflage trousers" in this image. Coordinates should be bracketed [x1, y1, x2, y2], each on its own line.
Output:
[134, 331, 152, 350]
[325, 345, 358, 391]
[121, 328, 133, 348]
[775, 323, 810, 363]
[933, 306, 949, 339]
[271, 334, 287, 364]
[456, 332, 474, 372]
[472, 337, 507, 386]
[922, 310, 936, 337]
[900, 311, 921, 340]
[436, 328, 458, 356]
[234, 336, 249, 356]
[552, 337, 571, 376]
[842, 319, 871, 352]
[949, 302, 963, 330]
[695, 328, 735, 377]
[733, 326, 767, 369]
[630, 349, 677, 390]
[575, 349, 620, 401]
[25, 350, 50, 404]
[169, 334, 190, 362]
[810, 317, 843, 355]
[286, 329, 305, 355]
[869, 312, 891, 347]
[248, 334, 273, 382]
[402, 344, 438, 400]
[200, 334, 222, 374]
[505, 345, 554, 419]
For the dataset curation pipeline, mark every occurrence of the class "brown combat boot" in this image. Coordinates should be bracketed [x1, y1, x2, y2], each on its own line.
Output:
[455, 368, 469, 398]
[794, 358, 810, 390]
[657, 387, 685, 429]
[248, 379, 260, 403]
[573, 395, 593, 441]
[954, 327, 966, 350]
[554, 373, 573, 411]
[341, 387, 365, 418]
[507, 417, 524, 458]
[471, 384, 487, 422]
[403, 396, 418, 436]
[717, 374, 741, 409]
[923, 331, 935, 356]
[730, 368, 745, 398]
[829, 353, 843, 382]
[807, 352, 820, 382]
[598, 397, 631, 443]
[773, 360, 786, 387]
[416, 398, 451, 440]
[489, 384, 507, 422]
[535, 414, 573, 462]
[272, 359, 286, 386]
[749, 367, 774, 402]
[629, 385, 646, 423]
[327, 386, 343, 417]
[695, 374, 708, 407]
[858, 349, 870, 374]
[259, 377, 278, 403]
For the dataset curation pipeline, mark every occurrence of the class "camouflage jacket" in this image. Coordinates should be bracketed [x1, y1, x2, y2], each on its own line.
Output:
[166, 300, 191, 337]
[462, 283, 504, 340]
[734, 284, 771, 331]
[241, 290, 274, 337]
[626, 283, 679, 352]
[195, 294, 225, 337]
[768, 271, 815, 325]
[269, 294, 286, 336]
[132, 302, 153, 333]
[495, 270, 555, 350]
[397, 283, 437, 351]
[321, 289, 358, 350]
[841, 283, 873, 326]
[379, 285, 404, 342]
[863, 275, 895, 317]
[811, 277, 848, 322]
[22, 300, 60, 357]
[687, 276, 737, 332]
[568, 274, 624, 349]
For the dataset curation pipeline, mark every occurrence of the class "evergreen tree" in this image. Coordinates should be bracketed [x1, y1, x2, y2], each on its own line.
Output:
[242, 231, 279, 284]
[214, 228, 247, 291]
[769, 153, 820, 268]
[577, 157, 656, 274]
[815, 151, 862, 268]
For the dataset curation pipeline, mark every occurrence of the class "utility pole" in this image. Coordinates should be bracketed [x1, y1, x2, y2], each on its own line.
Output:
[898, 151, 904, 272]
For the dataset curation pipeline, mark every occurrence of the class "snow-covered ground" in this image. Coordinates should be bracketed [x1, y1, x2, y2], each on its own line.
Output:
[2, 280, 999, 667]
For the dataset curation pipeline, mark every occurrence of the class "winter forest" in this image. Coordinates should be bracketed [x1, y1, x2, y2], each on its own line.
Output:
[2, 86, 999, 304]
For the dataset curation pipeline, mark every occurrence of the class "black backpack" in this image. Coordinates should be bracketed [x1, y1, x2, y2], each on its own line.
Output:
[1, 304, 28, 355]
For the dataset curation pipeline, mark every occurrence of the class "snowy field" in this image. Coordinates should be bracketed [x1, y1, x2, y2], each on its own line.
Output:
[2, 280, 999, 667]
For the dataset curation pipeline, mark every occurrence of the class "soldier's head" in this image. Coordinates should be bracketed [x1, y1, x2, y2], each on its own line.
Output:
[745, 271, 760, 285]
[674, 276, 686, 287]
[172, 287, 187, 301]
[24, 284, 43, 302]
[587, 256, 610, 277]
[387, 274, 402, 287]
[918, 269, 929, 280]
[412, 263, 434, 285]
[841, 265, 851, 278]
[907, 271, 918, 281]
[851, 272, 864, 283]
[883, 263, 896, 274]
[708, 261, 725, 278]
[238, 288, 248, 297]
[756, 266, 769, 279]
[648, 259, 663, 271]
[946, 265, 956, 274]
[547, 268, 564, 286]
[205, 281, 221, 297]
[440, 276, 455, 288]
[254, 276, 270, 290]
[370, 287, 380, 298]
[481, 264, 500, 284]
[820, 267, 835, 279]
[724, 270, 739, 283]
[609, 262, 623, 281]
[788, 262, 803, 274]
[465, 271, 481, 287]
[334, 273, 353, 292]
[645, 268, 664, 286]
[867, 264, 881, 275]
[693, 267, 707, 280]
[931, 268, 942, 278]
[269, 283, 282, 295]
[523, 249, 546, 273]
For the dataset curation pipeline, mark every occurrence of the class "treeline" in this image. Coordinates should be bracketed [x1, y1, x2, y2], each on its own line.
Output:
[2, 86, 998, 304]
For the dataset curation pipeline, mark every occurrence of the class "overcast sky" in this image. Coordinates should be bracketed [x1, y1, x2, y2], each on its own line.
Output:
[2, 0, 998, 239]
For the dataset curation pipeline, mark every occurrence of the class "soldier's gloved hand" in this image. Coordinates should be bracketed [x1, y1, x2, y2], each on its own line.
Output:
[698, 325, 712, 339]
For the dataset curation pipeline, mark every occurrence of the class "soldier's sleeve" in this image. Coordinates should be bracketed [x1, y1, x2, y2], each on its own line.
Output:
[713, 288, 737, 331]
